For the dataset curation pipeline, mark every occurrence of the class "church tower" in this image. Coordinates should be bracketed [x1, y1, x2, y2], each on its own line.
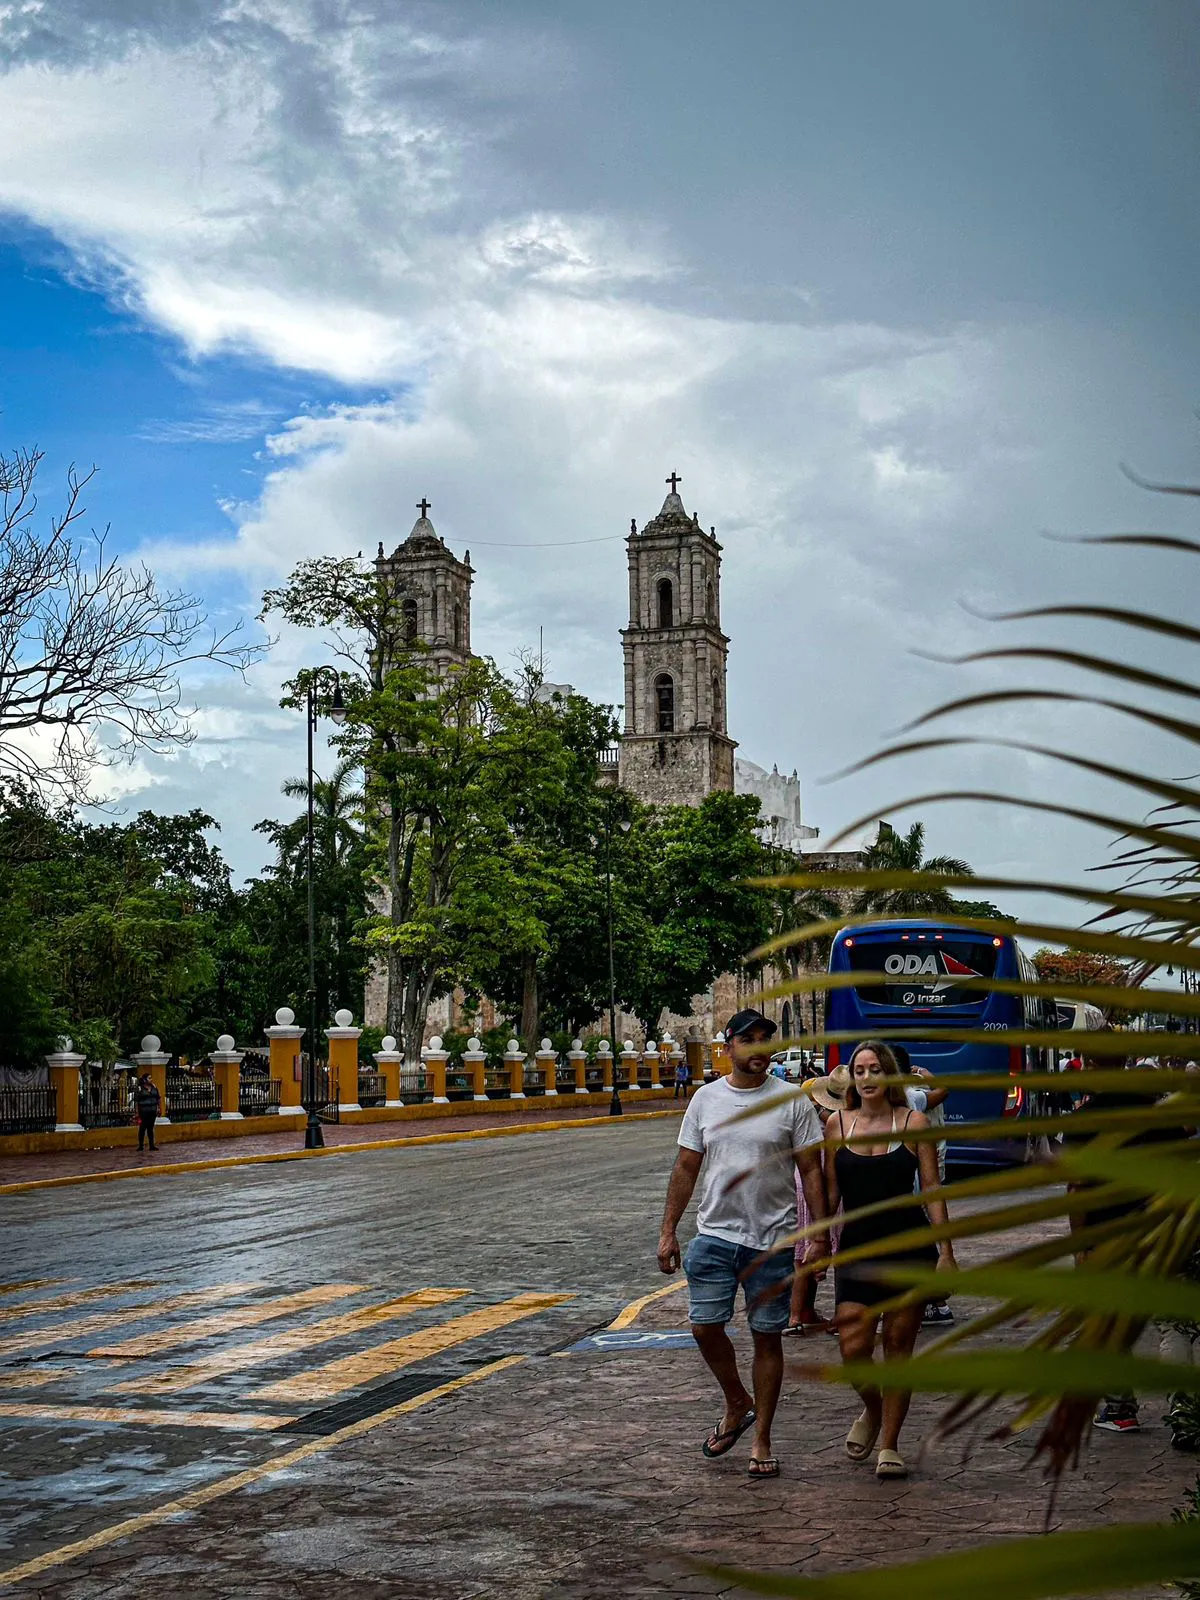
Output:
[374, 498, 473, 676]
[618, 475, 736, 806]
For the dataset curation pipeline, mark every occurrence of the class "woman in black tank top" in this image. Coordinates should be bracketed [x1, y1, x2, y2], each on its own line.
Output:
[825, 1040, 956, 1479]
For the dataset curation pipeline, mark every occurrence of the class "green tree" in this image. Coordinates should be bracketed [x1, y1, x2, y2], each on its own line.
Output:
[623, 791, 772, 1030]
[852, 818, 974, 915]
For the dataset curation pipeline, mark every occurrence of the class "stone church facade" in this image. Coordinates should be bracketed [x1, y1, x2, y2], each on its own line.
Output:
[364, 478, 866, 1043]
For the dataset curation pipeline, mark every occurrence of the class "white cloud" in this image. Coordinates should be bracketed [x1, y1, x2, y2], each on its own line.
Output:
[1, 1, 1192, 896]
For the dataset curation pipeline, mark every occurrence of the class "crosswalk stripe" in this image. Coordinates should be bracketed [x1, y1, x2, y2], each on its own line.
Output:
[108, 1287, 472, 1394]
[254, 1291, 573, 1404]
[0, 1280, 62, 1300]
[0, 1402, 289, 1431]
[0, 1280, 153, 1325]
[87, 1284, 366, 1360]
[0, 1283, 258, 1359]
[0, 1367, 82, 1392]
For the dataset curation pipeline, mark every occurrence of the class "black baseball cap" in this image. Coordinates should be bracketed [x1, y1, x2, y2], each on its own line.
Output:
[724, 1008, 778, 1041]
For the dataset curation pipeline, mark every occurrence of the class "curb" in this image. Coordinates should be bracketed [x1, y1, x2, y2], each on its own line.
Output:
[0, 1109, 683, 1197]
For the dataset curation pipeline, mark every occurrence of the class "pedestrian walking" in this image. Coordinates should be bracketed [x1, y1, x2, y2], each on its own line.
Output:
[657, 1007, 827, 1479]
[784, 1067, 849, 1335]
[826, 1039, 955, 1479]
[891, 1044, 953, 1327]
[674, 1056, 691, 1099]
[131, 1071, 161, 1152]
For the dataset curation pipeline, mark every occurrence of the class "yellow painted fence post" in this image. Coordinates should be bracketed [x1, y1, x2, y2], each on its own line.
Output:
[266, 1006, 306, 1119]
[462, 1037, 488, 1102]
[568, 1038, 588, 1095]
[46, 1040, 85, 1133]
[210, 1035, 244, 1119]
[131, 1034, 172, 1124]
[596, 1039, 614, 1091]
[376, 1035, 403, 1106]
[536, 1038, 558, 1098]
[423, 1037, 450, 1105]
[506, 1039, 526, 1099]
[326, 1009, 363, 1112]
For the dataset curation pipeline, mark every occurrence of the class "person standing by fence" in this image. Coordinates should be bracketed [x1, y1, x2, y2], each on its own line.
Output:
[131, 1071, 161, 1153]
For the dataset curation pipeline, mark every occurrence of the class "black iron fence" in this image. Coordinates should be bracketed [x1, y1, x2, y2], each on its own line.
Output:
[166, 1075, 220, 1122]
[398, 1068, 429, 1105]
[0, 1085, 57, 1134]
[357, 1071, 386, 1107]
[80, 1077, 131, 1129]
[239, 1078, 282, 1116]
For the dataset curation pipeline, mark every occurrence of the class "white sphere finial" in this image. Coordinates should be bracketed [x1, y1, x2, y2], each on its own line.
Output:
[381, 1035, 397, 1052]
[275, 1006, 295, 1027]
[429, 1035, 443, 1052]
[646, 1039, 657, 1052]
[623, 1039, 634, 1051]
[571, 1037, 583, 1050]
[598, 1038, 610, 1052]
[334, 1008, 353, 1028]
[540, 1037, 552, 1051]
[56, 1035, 73, 1053]
[507, 1038, 521, 1054]
[140, 1035, 160, 1054]
[467, 1036, 481, 1051]
[216, 1033, 235, 1052]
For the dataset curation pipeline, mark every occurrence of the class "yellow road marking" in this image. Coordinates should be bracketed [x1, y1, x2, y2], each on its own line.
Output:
[0, 1109, 681, 1195]
[0, 1366, 82, 1391]
[0, 1279, 61, 1298]
[255, 1292, 572, 1404]
[0, 1283, 257, 1359]
[607, 1278, 687, 1331]
[109, 1287, 471, 1393]
[0, 1402, 289, 1431]
[0, 1279, 152, 1325]
[0, 1353, 527, 1586]
[88, 1283, 366, 1361]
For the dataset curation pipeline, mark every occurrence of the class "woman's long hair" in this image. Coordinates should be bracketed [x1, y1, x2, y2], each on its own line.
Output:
[845, 1039, 909, 1109]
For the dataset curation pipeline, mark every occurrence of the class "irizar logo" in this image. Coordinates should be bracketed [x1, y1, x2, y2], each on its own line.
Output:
[882, 948, 983, 994]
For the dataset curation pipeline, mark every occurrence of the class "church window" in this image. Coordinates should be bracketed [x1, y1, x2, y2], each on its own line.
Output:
[706, 579, 715, 620]
[711, 670, 722, 729]
[781, 1002, 793, 1040]
[454, 602, 462, 647]
[432, 592, 439, 633]
[657, 577, 674, 629]
[655, 673, 675, 733]
[402, 597, 418, 645]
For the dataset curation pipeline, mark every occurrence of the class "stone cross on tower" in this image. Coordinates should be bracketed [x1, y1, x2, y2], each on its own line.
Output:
[617, 477, 735, 807]
[416, 497, 431, 518]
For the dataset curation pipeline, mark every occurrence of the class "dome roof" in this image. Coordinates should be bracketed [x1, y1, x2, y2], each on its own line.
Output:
[639, 487, 698, 536]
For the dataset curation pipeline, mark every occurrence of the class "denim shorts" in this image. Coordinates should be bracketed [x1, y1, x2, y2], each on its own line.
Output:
[683, 1233, 792, 1333]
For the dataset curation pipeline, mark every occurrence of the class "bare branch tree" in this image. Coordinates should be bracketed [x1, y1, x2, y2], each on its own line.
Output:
[0, 446, 265, 799]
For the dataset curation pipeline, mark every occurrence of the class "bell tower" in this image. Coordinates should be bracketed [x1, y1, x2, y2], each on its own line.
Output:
[374, 497, 473, 677]
[618, 474, 735, 806]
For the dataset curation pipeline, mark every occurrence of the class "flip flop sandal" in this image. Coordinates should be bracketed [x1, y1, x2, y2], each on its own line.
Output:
[782, 1324, 804, 1336]
[748, 1456, 780, 1479]
[845, 1411, 881, 1462]
[875, 1449, 908, 1479]
[701, 1407, 757, 1458]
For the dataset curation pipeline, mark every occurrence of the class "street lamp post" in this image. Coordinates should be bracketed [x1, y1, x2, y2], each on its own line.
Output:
[602, 796, 630, 1117]
[303, 667, 346, 1150]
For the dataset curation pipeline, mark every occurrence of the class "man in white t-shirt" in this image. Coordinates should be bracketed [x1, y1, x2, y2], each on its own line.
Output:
[657, 1008, 827, 1479]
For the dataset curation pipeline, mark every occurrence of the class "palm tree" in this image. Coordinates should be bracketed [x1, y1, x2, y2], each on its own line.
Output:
[280, 756, 364, 869]
[852, 819, 974, 916]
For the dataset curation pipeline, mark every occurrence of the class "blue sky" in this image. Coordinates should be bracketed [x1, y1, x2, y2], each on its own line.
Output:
[0, 0, 1196, 896]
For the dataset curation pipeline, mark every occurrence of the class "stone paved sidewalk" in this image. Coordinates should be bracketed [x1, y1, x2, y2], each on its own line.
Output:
[0, 1102, 680, 1188]
[5, 1269, 1192, 1598]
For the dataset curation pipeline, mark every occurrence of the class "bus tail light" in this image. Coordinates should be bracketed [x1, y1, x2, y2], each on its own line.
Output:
[1004, 1046, 1024, 1117]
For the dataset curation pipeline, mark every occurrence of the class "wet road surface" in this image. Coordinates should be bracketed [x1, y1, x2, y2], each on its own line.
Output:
[0, 1119, 681, 1571]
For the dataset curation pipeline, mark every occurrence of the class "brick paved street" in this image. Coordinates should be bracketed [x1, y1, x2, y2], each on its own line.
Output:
[0, 1120, 1192, 1598]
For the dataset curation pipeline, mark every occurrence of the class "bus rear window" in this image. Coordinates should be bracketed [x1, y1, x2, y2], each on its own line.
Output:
[845, 939, 1000, 1008]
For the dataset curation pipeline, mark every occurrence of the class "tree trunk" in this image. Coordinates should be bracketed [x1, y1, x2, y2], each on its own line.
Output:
[520, 953, 538, 1046]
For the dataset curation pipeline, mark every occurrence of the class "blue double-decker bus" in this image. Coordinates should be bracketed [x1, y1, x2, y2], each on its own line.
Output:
[825, 919, 1058, 1166]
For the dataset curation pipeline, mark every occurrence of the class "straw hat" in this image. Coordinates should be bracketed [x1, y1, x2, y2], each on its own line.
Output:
[804, 1065, 851, 1114]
